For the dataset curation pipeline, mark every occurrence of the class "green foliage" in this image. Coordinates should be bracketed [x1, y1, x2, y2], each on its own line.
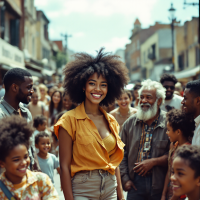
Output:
[53, 51, 67, 69]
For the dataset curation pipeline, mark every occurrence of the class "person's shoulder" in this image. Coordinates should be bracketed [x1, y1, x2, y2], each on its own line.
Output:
[109, 108, 118, 116]
[48, 153, 58, 160]
[173, 94, 183, 101]
[124, 113, 137, 126]
[130, 107, 137, 114]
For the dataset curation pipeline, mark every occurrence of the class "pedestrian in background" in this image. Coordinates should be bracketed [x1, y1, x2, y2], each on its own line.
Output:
[110, 90, 137, 133]
[48, 90, 63, 126]
[120, 79, 170, 200]
[54, 48, 129, 200]
[181, 79, 200, 146]
[38, 83, 50, 106]
[28, 87, 47, 119]
[160, 74, 183, 112]
[131, 82, 141, 108]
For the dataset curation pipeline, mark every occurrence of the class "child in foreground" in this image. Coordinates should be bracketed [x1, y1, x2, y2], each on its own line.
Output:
[0, 115, 58, 200]
[171, 145, 200, 200]
[35, 132, 60, 185]
[161, 109, 195, 200]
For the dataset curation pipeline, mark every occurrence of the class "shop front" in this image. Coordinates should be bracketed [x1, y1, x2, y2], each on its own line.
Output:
[0, 38, 25, 84]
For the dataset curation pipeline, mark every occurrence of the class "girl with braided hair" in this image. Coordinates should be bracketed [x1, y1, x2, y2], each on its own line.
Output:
[54, 48, 129, 200]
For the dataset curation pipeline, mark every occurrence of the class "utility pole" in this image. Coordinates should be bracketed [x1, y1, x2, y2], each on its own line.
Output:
[183, 0, 199, 8]
[61, 33, 72, 63]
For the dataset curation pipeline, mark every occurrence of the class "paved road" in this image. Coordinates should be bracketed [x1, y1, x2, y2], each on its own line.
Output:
[54, 171, 127, 200]
[54, 170, 65, 200]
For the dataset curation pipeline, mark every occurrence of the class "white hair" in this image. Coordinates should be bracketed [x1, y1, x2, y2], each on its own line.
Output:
[138, 79, 166, 105]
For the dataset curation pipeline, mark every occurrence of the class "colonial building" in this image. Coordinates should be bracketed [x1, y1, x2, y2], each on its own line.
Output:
[174, 17, 200, 83]
[125, 18, 170, 82]
[0, 0, 25, 83]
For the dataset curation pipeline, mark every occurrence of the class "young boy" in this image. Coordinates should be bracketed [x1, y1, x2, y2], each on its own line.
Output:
[171, 145, 200, 200]
[35, 132, 60, 185]
[0, 115, 58, 199]
[28, 87, 47, 119]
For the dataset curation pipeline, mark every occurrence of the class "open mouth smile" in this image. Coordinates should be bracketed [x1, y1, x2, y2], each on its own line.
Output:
[91, 93, 102, 99]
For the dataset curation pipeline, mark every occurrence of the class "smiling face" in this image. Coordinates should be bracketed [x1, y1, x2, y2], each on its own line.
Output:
[162, 81, 175, 100]
[181, 88, 197, 116]
[117, 92, 131, 109]
[31, 92, 39, 105]
[35, 136, 51, 154]
[52, 91, 61, 105]
[166, 121, 179, 142]
[16, 76, 33, 104]
[171, 157, 200, 198]
[63, 94, 73, 110]
[0, 144, 30, 184]
[84, 73, 108, 106]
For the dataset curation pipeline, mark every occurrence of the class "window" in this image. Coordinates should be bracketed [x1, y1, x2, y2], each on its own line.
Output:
[186, 49, 188, 68]
[178, 53, 184, 71]
[143, 51, 146, 63]
[196, 47, 200, 66]
[10, 19, 20, 47]
[137, 57, 140, 66]
[0, 5, 5, 39]
[137, 40, 140, 50]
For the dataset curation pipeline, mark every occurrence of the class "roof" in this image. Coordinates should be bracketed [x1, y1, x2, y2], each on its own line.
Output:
[53, 41, 63, 51]
[134, 18, 141, 25]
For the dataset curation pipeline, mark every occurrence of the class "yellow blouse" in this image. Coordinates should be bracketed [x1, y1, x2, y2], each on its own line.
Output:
[103, 133, 117, 156]
[54, 102, 125, 177]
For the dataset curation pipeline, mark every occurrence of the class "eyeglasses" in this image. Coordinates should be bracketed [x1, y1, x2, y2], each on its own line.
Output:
[164, 85, 175, 90]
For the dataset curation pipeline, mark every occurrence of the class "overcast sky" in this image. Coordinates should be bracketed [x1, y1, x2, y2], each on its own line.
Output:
[34, 0, 199, 55]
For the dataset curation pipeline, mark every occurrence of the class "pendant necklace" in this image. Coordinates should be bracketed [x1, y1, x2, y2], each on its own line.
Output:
[117, 107, 131, 118]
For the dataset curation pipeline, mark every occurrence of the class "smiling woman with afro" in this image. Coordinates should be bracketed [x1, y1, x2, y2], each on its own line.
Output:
[54, 48, 129, 200]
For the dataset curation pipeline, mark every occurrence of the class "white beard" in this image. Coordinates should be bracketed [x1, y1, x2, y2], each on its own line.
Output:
[137, 99, 158, 122]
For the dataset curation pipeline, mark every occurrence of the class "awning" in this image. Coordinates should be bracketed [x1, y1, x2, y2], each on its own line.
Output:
[0, 64, 25, 70]
[27, 69, 43, 78]
[42, 69, 56, 76]
[173, 65, 200, 79]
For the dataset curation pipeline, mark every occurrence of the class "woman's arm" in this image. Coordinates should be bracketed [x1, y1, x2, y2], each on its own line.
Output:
[115, 167, 125, 200]
[59, 126, 74, 200]
[161, 169, 170, 200]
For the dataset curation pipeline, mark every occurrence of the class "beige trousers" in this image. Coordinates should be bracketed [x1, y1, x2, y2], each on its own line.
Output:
[71, 170, 117, 200]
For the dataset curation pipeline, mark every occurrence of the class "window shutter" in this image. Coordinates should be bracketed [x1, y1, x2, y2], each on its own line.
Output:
[0, 6, 5, 39]
[10, 19, 20, 47]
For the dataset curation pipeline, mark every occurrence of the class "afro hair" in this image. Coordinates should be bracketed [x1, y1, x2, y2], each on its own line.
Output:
[160, 74, 177, 85]
[0, 115, 34, 161]
[63, 48, 129, 106]
[174, 145, 200, 178]
[166, 109, 195, 140]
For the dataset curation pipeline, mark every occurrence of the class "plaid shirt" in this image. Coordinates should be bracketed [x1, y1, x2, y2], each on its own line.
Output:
[137, 115, 159, 162]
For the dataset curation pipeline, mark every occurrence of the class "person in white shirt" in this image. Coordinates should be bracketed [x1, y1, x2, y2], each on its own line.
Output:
[181, 79, 200, 146]
[160, 74, 183, 112]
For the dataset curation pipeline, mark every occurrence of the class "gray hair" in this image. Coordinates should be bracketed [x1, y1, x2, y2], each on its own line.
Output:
[138, 79, 166, 105]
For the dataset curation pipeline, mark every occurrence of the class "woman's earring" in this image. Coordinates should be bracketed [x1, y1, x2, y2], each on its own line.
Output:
[83, 90, 85, 92]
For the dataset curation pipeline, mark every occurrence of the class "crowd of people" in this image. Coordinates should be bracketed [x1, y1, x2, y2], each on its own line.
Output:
[0, 48, 199, 200]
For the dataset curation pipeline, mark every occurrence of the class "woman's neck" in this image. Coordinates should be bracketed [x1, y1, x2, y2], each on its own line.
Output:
[178, 136, 189, 146]
[54, 103, 58, 109]
[118, 106, 130, 116]
[84, 99, 101, 116]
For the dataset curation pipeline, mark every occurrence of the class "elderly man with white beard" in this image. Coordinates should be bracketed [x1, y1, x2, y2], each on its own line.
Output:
[120, 79, 170, 200]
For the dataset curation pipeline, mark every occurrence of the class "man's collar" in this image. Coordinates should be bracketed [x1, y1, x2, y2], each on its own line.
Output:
[194, 115, 200, 126]
[1, 98, 27, 114]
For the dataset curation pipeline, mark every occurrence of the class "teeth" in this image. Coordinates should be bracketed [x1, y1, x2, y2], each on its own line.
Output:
[92, 94, 101, 97]
[19, 168, 26, 170]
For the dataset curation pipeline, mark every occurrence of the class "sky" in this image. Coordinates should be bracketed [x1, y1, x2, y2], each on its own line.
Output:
[34, 0, 199, 55]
